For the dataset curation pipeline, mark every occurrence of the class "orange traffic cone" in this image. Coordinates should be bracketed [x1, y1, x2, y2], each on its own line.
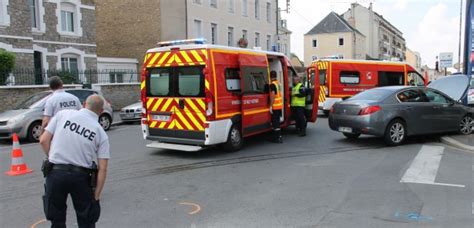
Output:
[5, 133, 32, 176]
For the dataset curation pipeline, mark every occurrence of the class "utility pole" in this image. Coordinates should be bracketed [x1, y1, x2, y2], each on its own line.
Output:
[458, 0, 463, 72]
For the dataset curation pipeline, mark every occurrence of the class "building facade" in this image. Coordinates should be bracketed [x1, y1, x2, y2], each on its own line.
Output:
[96, 0, 282, 67]
[277, 17, 291, 57]
[0, 0, 97, 84]
[342, 3, 406, 61]
[304, 12, 366, 66]
[406, 48, 422, 71]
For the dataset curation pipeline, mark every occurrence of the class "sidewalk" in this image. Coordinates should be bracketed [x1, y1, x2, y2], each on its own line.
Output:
[441, 134, 474, 152]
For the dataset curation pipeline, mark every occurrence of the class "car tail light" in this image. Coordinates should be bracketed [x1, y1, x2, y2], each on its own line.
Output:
[359, 105, 381, 115]
[330, 106, 334, 113]
[205, 96, 214, 120]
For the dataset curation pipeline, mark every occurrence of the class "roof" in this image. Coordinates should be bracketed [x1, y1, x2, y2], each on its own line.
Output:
[305, 12, 364, 36]
[147, 44, 288, 58]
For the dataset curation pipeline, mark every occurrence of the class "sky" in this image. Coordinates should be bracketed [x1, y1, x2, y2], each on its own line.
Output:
[278, 0, 464, 68]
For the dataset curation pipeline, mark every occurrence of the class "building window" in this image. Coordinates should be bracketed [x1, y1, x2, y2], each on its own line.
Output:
[228, 27, 234, 46]
[61, 55, 79, 72]
[60, 3, 76, 33]
[242, 29, 248, 39]
[210, 0, 217, 8]
[194, 19, 202, 38]
[255, 32, 260, 47]
[28, 0, 38, 28]
[255, 0, 260, 20]
[242, 0, 248, 16]
[339, 37, 344, 46]
[228, 0, 234, 13]
[211, 23, 217, 44]
[0, 0, 9, 26]
[266, 35, 271, 51]
[193, 0, 202, 4]
[312, 39, 317, 48]
[109, 72, 124, 83]
[266, 2, 271, 23]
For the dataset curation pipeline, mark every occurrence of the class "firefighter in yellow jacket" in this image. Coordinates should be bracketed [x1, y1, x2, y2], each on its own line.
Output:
[269, 71, 283, 143]
[291, 75, 307, 137]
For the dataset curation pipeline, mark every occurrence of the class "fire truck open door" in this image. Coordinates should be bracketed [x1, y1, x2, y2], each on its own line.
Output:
[239, 54, 272, 136]
[306, 67, 320, 122]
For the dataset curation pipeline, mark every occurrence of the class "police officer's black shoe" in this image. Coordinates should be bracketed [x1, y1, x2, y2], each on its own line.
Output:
[298, 131, 306, 137]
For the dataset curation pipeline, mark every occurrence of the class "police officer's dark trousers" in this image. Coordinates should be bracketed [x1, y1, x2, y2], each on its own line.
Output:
[291, 107, 307, 136]
[271, 109, 282, 142]
[44, 169, 100, 228]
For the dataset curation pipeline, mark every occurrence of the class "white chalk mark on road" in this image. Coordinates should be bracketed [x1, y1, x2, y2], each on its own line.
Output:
[400, 145, 465, 188]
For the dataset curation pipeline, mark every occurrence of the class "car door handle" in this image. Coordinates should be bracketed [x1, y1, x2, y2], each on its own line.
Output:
[433, 106, 441, 109]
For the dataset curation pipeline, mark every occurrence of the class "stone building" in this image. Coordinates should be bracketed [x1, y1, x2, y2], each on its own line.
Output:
[304, 12, 366, 66]
[342, 3, 406, 61]
[0, 0, 97, 84]
[96, 0, 287, 67]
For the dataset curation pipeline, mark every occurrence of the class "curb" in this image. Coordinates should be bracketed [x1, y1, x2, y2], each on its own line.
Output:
[440, 136, 474, 153]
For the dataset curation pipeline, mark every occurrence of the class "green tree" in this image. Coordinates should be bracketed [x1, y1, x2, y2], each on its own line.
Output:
[0, 50, 15, 85]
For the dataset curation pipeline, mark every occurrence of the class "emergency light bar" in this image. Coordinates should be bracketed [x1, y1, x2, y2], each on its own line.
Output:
[157, 38, 207, 47]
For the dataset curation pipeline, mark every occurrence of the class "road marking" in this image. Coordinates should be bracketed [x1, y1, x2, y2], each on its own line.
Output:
[179, 201, 201, 215]
[400, 145, 465, 188]
[31, 218, 47, 228]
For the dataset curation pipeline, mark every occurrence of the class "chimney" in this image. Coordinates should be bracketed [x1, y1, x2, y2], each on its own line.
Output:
[369, 2, 373, 11]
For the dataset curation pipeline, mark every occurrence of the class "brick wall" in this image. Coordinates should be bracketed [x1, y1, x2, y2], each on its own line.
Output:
[0, 85, 82, 112]
[96, 0, 162, 66]
[92, 83, 140, 111]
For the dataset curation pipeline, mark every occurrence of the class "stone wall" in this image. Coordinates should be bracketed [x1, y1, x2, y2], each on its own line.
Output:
[0, 83, 140, 113]
[92, 83, 140, 111]
[0, 84, 82, 112]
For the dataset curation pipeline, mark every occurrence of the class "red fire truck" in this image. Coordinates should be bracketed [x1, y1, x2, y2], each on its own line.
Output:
[140, 39, 320, 151]
[309, 59, 426, 115]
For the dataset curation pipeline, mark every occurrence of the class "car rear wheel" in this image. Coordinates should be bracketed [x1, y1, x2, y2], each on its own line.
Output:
[343, 132, 360, 139]
[459, 115, 473, 135]
[221, 124, 242, 152]
[99, 114, 112, 131]
[384, 119, 406, 146]
[27, 121, 42, 142]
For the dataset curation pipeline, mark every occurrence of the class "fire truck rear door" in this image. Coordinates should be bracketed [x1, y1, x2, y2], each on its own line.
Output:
[239, 54, 272, 136]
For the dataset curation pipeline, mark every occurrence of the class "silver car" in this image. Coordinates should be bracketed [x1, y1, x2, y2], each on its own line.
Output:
[329, 75, 473, 146]
[119, 102, 142, 122]
[0, 89, 114, 142]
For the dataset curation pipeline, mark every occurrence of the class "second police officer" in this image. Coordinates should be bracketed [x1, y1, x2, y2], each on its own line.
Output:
[42, 76, 82, 129]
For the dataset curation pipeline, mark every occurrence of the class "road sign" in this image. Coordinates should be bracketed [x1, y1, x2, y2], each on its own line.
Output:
[439, 52, 453, 68]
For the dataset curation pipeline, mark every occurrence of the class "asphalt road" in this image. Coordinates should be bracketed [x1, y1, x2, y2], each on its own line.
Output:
[0, 117, 473, 227]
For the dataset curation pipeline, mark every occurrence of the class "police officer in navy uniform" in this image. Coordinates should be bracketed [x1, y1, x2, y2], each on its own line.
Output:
[40, 95, 110, 228]
[291, 76, 307, 137]
[42, 76, 82, 129]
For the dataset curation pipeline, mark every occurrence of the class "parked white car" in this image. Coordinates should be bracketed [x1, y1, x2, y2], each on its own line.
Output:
[119, 102, 142, 122]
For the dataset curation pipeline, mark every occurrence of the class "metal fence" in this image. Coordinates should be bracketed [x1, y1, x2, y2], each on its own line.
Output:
[0, 69, 141, 86]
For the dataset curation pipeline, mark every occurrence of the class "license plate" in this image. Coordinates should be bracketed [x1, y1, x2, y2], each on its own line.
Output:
[152, 115, 170, 122]
[125, 114, 134, 118]
[338, 127, 352, 133]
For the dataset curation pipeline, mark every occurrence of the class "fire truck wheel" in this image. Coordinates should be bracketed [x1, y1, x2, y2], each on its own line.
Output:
[221, 124, 242, 152]
[343, 132, 360, 139]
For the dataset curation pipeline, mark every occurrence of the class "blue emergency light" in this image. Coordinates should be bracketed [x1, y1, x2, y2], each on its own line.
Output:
[157, 38, 207, 47]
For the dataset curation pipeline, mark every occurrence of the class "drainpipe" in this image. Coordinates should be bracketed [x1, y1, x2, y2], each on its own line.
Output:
[185, 0, 188, 39]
